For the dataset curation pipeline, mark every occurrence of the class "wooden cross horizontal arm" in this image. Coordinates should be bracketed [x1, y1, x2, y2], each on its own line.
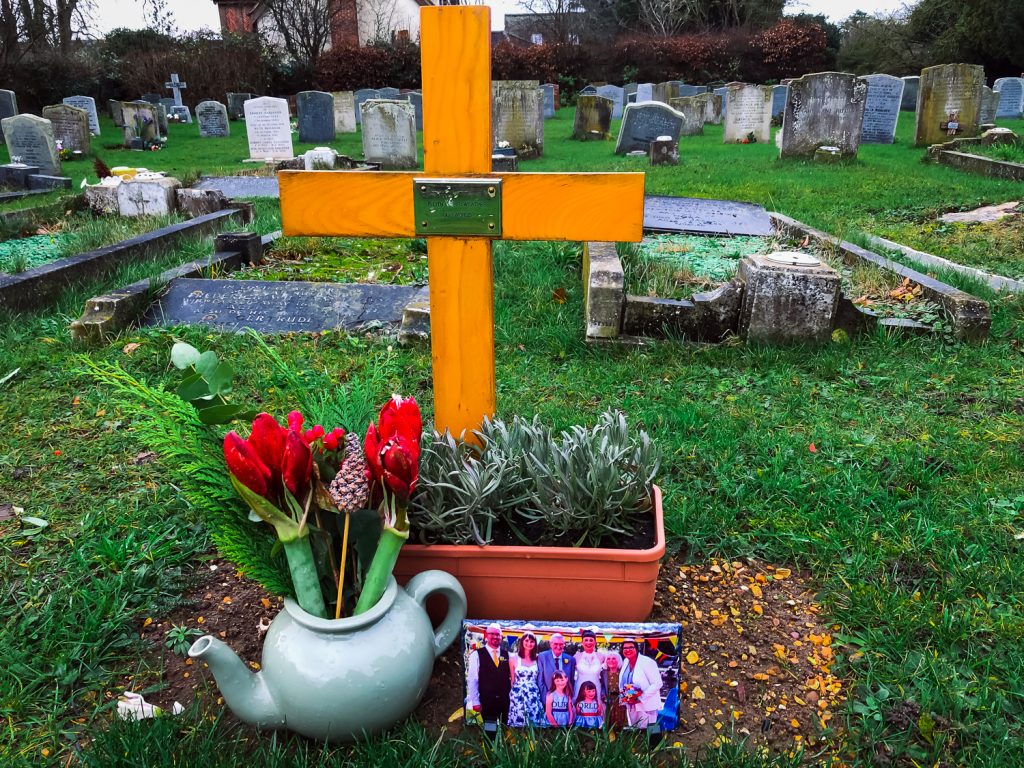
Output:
[278, 170, 645, 242]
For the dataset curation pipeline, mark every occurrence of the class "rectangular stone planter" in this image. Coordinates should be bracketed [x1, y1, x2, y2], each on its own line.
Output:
[394, 486, 665, 622]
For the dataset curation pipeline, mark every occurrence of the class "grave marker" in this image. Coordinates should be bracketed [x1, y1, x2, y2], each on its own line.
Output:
[170, 105, 193, 124]
[227, 92, 253, 120]
[108, 99, 124, 127]
[42, 104, 91, 153]
[596, 84, 624, 119]
[667, 96, 705, 136]
[914, 64, 984, 146]
[994, 77, 1024, 119]
[165, 73, 187, 106]
[354, 89, 380, 125]
[693, 92, 723, 124]
[980, 87, 1000, 124]
[1, 114, 61, 175]
[121, 102, 159, 147]
[636, 83, 654, 102]
[406, 91, 424, 131]
[572, 95, 613, 140]
[379, 87, 401, 99]
[779, 72, 867, 158]
[900, 76, 919, 111]
[492, 80, 544, 157]
[244, 96, 294, 161]
[771, 85, 787, 120]
[62, 95, 100, 135]
[296, 91, 335, 143]
[723, 84, 772, 143]
[155, 103, 169, 135]
[141, 93, 161, 104]
[196, 101, 230, 137]
[644, 195, 774, 236]
[859, 73, 904, 144]
[0, 89, 16, 141]
[360, 99, 417, 168]
[614, 101, 685, 153]
[713, 86, 728, 120]
[541, 84, 555, 118]
[332, 91, 357, 133]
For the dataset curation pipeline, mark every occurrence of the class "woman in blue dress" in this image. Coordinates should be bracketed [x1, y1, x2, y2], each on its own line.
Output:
[507, 631, 544, 727]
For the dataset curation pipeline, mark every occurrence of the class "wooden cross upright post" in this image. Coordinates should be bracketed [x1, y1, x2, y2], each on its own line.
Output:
[279, 6, 644, 438]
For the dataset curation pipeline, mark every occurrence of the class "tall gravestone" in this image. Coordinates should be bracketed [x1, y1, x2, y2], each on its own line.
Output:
[614, 102, 685, 154]
[693, 92, 723, 124]
[354, 89, 380, 125]
[636, 83, 654, 102]
[360, 99, 417, 169]
[723, 84, 772, 144]
[62, 96, 100, 135]
[596, 84, 624, 119]
[652, 82, 673, 103]
[244, 96, 294, 161]
[492, 80, 543, 158]
[121, 102, 159, 147]
[914, 64, 985, 147]
[980, 87, 1000, 124]
[332, 91, 357, 133]
[713, 86, 729, 120]
[624, 83, 638, 104]
[296, 91, 335, 143]
[780, 72, 867, 158]
[0, 89, 16, 142]
[668, 96, 705, 136]
[900, 76, 919, 111]
[771, 85, 788, 120]
[42, 103, 91, 153]
[154, 103, 169, 135]
[406, 91, 423, 131]
[572, 95, 613, 140]
[227, 92, 253, 120]
[994, 77, 1024, 119]
[541, 84, 555, 118]
[108, 99, 124, 127]
[859, 74, 904, 144]
[196, 100, 230, 137]
[1, 114, 61, 175]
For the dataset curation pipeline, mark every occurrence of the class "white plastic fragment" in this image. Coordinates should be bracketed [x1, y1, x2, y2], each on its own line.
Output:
[117, 691, 184, 720]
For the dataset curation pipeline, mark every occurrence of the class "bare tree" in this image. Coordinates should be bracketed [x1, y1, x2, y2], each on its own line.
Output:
[261, 0, 345, 75]
[638, 0, 692, 36]
[362, 0, 400, 44]
[519, 0, 584, 45]
[0, 0, 94, 74]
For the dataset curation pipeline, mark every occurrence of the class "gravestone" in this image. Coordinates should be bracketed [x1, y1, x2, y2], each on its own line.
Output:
[914, 64, 985, 146]
[771, 85, 788, 120]
[170, 105, 192, 123]
[379, 87, 401, 99]
[652, 82, 673, 103]
[1, 114, 61, 175]
[636, 83, 654, 102]
[667, 96, 705, 136]
[62, 95, 100, 135]
[296, 91, 335, 143]
[165, 73, 187, 106]
[155, 103, 169, 135]
[713, 86, 728, 120]
[624, 83, 638, 104]
[649, 135, 678, 165]
[108, 99, 124, 127]
[572, 95, 613, 140]
[492, 80, 543, 158]
[614, 102, 685, 154]
[678, 84, 705, 98]
[994, 77, 1024, 119]
[159, 97, 176, 112]
[121, 102, 159, 147]
[141, 93, 161, 105]
[196, 100, 230, 137]
[244, 96, 294, 161]
[579, 85, 598, 96]
[723, 84, 772, 143]
[406, 91, 423, 131]
[541, 84, 555, 118]
[692, 92, 723, 124]
[643, 195, 774, 236]
[859, 73, 904, 144]
[354, 89, 380, 125]
[779, 72, 867, 158]
[226, 92, 253, 120]
[117, 176, 181, 217]
[0, 90, 16, 141]
[900, 76, 919, 111]
[42, 104, 90, 153]
[980, 87, 1000, 124]
[596, 84, 624, 119]
[332, 91, 357, 133]
[360, 99, 417, 169]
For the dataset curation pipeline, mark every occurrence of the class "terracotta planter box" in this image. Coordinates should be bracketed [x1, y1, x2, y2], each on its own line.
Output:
[395, 486, 665, 622]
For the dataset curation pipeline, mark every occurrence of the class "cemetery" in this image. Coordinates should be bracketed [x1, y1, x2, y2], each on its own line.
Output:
[1, 1, 1024, 767]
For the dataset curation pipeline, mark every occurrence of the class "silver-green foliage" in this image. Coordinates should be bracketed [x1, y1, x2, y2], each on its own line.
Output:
[410, 411, 660, 547]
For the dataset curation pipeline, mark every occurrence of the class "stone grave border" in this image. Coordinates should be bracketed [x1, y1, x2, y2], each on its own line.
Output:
[582, 215, 991, 344]
[0, 196, 80, 231]
[0, 204, 252, 314]
[925, 133, 1024, 181]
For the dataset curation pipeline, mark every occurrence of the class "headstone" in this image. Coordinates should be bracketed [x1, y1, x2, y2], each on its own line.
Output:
[108, 99, 124, 127]
[62, 96, 100, 135]
[227, 92, 253, 120]
[636, 83, 654, 102]
[406, 91, 423, 131]
[155, 103, 169, 134]
[360, 99, 417, 169]
[0, 90, 16, 141]
[244, 96, 294, 161]
[41, 104, 90, 153]
[779, 72, 867, 158]
[980, 87, 1001, 125]
[914, 64, 985, 146]
[541, 84, 555, 118]
[535, 88, 545, 151]
[677, 84, 705, 98]
[304, 146, 338, 170]
[141, 93, 161, 105]
[117, 176, 182, 217]
[692, 92, 723, 124]
[771, 85, 788, 120]
[738, 254, 841, 346]
[492, 154, 517, 172]
[492, 80, 543, 158]
[994, 77, 1024, 119]
[643, 195, 774, 236]
[1, 114, 61, 175]
[723, 84, 772, 144]
[859, 73, 904, 144]
[572, 95, 613, 140]
[159, 97, 176, 111]
[595, 84, 624, 119]
[652, 82, 673, 103]
[624, 83, 638, 104]
[900, 76, 919, 111]
[196, 101, 230, 137]
[354, 89, 380, 125]
[332, 91, 357, 133]
[296, 90, 335, 144]
[552, 83, 560, 111]
[713, 87, 728, 120]
[667, 96, 705, 136]
[649, 135, 678, 165]
[170, 105, 193, 124]
[121, 102, 159, 147]
[614, 102, 685, 154]
[579, 85, 598, 96]
[165, 73, 187, 107]
[379, 87, 401, 99]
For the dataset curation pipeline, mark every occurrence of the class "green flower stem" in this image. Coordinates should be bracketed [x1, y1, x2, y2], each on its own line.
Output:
[353, 525, 409, 615]
[282, 535, 328, 618]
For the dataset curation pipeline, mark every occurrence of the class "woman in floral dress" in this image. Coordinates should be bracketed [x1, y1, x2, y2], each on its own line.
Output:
[507, 631, 544, 727]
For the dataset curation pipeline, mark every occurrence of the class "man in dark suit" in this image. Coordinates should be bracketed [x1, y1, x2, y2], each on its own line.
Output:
[537, 633, 576, 703]
[466, 623, 512, 723]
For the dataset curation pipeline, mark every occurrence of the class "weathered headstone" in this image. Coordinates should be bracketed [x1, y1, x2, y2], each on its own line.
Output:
[141, 93, 161, 105]
[636, 83, 654, 102]
[614, 102, 685, 154]
[771, 85, 788, 120]
[303, 146, 338, 170]
[738, 253, 841, 346]
[296, 90, 335, 144]
[62, 95, 100, 135]
[596, 84, 624, 119]
[406, 91, 423, 131]
[859, 73, 904, 144]
[779, 72, 867, 158]
[980, 87, 1001, 124]
[1, 114, 61, 175]
[117, 176, 182, 217]
[354, 89, 381, 125]
[900, 76, 919, 111]
[692, 92, 723, 124]
[723, 84, 772, 144]
[379, 87, 401, 99]
[332, 91, 357, 133]
[121, 102, 159, 147]
[713, 86, 728, 120]
[667, 96, 705, 136]
[492, 80, 543, 157]
[652, 82, 673, 103]
[196, 101, 230, 137]
[541, 84, 556, 118]
[360, 99, 417, 169]
[579, 85, 598, 96]
[649, 135, 678, 165]
[165, 73, 187, 106]
[0, 89, 16, 141]
[244, 96, 294, 161]
[914, 64, 985, 146]
[155, 103, 169, 135]
[108, 99, 124, 127]
[159, 97, 176, 112]
[994, 77, 1024, 119]
[572, 95, 613, 140]
[624, 83, 638, 104]
[41, 104, 90, 153]
[678, 84, 705, 98]
[226, 92, 253, 120]
[170, 105, 192, 124]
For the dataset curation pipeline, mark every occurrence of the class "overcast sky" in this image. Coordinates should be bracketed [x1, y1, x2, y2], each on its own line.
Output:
[91, 0, 909, 34]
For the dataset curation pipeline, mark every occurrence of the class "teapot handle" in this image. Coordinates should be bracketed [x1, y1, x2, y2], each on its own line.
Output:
[404, 570, 467, 658]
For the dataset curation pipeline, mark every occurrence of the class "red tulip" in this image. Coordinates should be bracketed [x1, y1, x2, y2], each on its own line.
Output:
[377, 395, 422, 450]
[248, 412, 286, 478]
[282, 429, 313, 498]
[224, 431, 271, 497]
[379, 435, 419, 505]
[365, 421, 384, 485]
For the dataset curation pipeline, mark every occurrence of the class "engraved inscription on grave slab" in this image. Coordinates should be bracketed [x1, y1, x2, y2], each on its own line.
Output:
[413, 178, 502, 236]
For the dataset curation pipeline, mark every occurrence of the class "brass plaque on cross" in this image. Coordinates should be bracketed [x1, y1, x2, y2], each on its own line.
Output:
[413, 178, 502, 236]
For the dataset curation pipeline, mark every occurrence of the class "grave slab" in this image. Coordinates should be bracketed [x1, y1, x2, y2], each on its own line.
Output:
[643, 195, 774, 236]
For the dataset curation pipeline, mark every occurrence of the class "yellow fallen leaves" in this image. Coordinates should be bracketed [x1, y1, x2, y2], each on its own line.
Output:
[773, 568, 792, 580]
[750, 584, 763, 598]
[686, 650, 700, 664]
[889, 277, 924, 302]
[692, 686, 706, 700]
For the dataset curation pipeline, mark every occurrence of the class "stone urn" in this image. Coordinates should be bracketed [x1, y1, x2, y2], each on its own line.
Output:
[189, 572, 466, 742]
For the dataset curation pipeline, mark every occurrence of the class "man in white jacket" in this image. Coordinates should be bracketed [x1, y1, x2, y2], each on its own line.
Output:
[619, 639, 662, 728]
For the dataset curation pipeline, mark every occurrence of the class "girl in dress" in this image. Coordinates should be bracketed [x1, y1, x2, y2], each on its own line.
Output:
[545, 671, 573, 728]
[573, 681, 604, 728]
[573, 629, 606, 700]
[507, 632, 544, 727]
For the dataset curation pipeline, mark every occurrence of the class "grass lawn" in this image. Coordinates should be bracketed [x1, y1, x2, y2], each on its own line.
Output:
[1, 107, 1023, 767]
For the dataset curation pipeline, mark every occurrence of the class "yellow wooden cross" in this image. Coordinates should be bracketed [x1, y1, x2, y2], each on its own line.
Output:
[280, 6, 644, 438]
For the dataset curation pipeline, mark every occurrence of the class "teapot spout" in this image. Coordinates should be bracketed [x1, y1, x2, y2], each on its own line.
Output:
[189, 635, 284, 729]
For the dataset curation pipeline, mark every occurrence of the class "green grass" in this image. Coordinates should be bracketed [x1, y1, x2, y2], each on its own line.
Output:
[1, 108, 1023, 767]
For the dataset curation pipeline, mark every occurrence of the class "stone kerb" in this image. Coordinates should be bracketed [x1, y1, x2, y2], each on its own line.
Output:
[583, 242, 624, 339]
